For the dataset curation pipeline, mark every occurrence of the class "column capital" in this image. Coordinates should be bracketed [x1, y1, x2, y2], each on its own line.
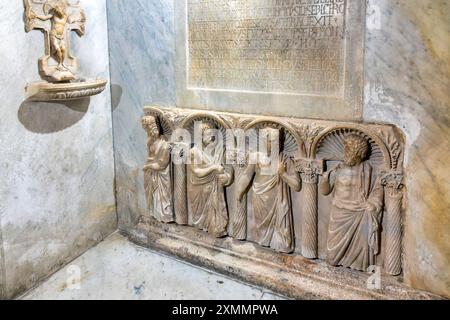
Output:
[170, 141, 190, 163]
[381, 170, 404, 189]
[295, 158, 324, 184]
[381, 170, 404, 197]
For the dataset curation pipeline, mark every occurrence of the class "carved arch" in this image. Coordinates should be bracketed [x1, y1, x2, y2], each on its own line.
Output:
[244, 118, 305, 158]
[179, 112, 234, 153]
[311, 125, 391, 170]
[180, 112, 233, 130]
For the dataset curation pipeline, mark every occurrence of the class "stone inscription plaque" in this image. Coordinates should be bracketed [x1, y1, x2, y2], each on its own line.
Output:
[175, 0, 365, 120]
[188, 0, 347, 96]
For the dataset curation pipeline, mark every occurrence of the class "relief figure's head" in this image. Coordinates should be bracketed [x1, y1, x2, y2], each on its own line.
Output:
[201, 122, 217, 147]
[343, 134, 370, 166]
[260, 127, 282, 155]
[142, 116, 160, 141]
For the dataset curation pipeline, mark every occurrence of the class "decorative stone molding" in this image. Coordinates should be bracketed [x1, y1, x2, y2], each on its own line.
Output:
[23, 0, 107, 102]
[137, 106, 412, 297]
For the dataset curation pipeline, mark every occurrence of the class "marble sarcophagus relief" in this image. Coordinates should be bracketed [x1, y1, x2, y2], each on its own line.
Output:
[133, 106, 410, 298]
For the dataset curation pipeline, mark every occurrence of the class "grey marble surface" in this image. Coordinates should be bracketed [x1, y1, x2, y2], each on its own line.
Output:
[21, 232, 285, 300]
[107, 0, 176, 229]
[0, 0, 116, 299]
[364, 0, 450, 297]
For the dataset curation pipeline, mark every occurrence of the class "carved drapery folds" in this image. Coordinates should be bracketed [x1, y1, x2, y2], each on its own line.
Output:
[142, 107, 406, 276]
[141, 112, 175, 224]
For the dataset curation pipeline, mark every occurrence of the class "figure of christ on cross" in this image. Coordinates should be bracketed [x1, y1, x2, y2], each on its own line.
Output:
[29, 2, 70, 71]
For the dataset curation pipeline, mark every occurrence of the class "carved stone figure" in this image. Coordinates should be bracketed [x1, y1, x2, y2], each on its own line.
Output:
[24, 0, 107, 101]
[237, 128, 301, 253]
[142, 116, 174, 224]
[188, 122, 233, 238]
[320, 134, 384, 271]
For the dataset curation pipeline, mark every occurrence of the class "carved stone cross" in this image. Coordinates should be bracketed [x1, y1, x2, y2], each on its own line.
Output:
[24, 0, 86, 82]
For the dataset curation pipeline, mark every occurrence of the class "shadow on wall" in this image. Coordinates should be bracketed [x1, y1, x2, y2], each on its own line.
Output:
[111, 84, 123, 112]
[18, 98, 91, 134]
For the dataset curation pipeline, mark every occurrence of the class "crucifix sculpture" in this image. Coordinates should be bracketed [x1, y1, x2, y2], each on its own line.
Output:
[23, 0, 107, 101]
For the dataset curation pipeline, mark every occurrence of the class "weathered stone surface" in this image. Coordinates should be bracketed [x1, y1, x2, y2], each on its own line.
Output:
[187, 0, 347, 96]
[127, 218, 441, 300]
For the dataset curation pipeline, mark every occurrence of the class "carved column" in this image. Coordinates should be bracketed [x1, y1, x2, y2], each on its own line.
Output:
[231, 150, 248, 240]
[296, 159, 323, 259]
[381, 171, 404, 276]
[173, 142, 189, 225]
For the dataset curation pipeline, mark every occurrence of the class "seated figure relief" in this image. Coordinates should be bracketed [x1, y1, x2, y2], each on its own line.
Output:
[142, 116, 175, 224]
[237, 128, 301, 253]
[320, 134, 384, 271]
[188, 122, 234, 238]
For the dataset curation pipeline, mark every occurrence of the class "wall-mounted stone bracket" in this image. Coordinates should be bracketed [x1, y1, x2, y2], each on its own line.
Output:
[132, 106, 434, 299]
[25, 79, 108, 102]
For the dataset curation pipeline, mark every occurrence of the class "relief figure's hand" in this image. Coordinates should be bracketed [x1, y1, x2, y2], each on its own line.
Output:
[218, 174, 229, 186]
[278, 160, 287, 176]
[214, 165, 225, 174]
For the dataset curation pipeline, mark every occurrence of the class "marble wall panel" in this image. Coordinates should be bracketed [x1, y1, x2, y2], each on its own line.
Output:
[0, 0, 116, 298]
[364, 0, 450, 298]
[107, 0, 176, 229]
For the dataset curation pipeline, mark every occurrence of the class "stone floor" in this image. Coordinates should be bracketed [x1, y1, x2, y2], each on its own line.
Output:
[20, 232, 286, 300]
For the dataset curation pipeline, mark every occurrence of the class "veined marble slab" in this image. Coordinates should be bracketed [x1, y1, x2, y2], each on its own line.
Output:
[21, 233, 285, 300]
[175, 0, 366, 120]
[0, 0, 116, 299]
[364, 0, 450, 298]
[107, 0, 176, 231]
